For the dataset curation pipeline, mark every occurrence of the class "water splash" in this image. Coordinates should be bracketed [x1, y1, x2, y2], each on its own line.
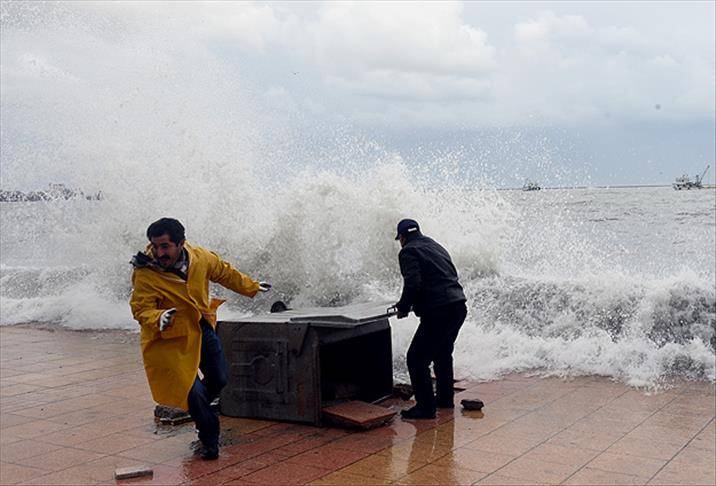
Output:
[2, 2, 714, 387]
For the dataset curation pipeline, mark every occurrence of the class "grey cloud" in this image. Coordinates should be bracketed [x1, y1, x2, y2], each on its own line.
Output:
[1, 1, 713, 132]
[302, 1, 497, 99]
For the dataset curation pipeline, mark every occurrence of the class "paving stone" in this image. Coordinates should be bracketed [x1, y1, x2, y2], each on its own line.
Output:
[322, 401, 396, 430]
[1, 326, 714, 486]
[114, 465, 154, 480]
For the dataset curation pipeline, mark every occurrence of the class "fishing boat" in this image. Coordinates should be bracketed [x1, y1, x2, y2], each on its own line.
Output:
[673, 165, 710, 190]
[522, 180, 541, 191]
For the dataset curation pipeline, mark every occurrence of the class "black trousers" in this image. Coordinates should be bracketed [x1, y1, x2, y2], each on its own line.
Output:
[407, 301, 467, 413]
[187, 320, 228, 448]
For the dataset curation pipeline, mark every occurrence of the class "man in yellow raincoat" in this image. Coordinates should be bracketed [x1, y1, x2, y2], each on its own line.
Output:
[130, 218, 270, 460]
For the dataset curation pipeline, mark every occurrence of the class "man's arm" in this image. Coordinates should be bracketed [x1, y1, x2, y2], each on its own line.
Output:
[206, 250, 261, 297]
[129, 272, 164, 331]
[396, 249, 421, 314]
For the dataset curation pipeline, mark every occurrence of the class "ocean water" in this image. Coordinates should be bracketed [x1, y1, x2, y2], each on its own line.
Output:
[1, 183, 714, 387]
[1, 1, 714, 388]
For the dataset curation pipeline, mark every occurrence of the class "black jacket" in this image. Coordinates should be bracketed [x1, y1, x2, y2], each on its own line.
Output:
[397, 233, 466, 316]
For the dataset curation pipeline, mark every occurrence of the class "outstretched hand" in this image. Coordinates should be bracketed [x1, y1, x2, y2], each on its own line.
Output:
[159, 308, 176, 331]
[389, 303, 408, 319]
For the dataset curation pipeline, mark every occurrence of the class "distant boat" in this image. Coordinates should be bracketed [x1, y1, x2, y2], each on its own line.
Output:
[673, 165, 710, 190]
[522, 181, 541, 191]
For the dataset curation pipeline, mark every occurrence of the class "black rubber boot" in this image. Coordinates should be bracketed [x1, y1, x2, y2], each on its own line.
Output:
[200, 444, 219, 460]
[400, 405, 436, 419]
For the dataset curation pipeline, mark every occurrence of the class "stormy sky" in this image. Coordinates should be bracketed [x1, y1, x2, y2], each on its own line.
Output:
[1, 1, 714, 189]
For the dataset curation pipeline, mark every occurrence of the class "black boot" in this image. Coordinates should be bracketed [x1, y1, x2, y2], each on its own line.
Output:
[199, 444, 219, 460]
[400, 405, 436, 419]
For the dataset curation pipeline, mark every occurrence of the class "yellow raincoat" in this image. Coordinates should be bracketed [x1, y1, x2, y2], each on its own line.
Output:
[129, 242, 260, 410]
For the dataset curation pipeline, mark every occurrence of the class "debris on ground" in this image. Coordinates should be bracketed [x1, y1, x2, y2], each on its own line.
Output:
[323, 400, 396, 430]
[461, 399, 484, 411]
[114, 466, 153, 480]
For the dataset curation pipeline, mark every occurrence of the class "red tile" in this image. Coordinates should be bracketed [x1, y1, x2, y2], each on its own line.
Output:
[310, 427, 352, 441]
[206, 456, 275, 481]
[13, 447, 105, 472]
[331, 433, 395, 454]
[117, 439, 192, 464]
[0, 413, 37, 428]
[74, 432, 157, 455]
[171, 455, 229, 480]
[0, 461, 48, 485]
[36, 421, 116, 446]
[363, 419, 421, 440]
[2, 419, 72, 440]
[286, 444, 369, 470]
[188, 470, 233, 485]
[224, 433, 300, 459]
[249, 452, 288, 467]
[0, 439, 61, 463]
[45, 407, 115, 427]
[24, 468, 97, 485]
[274, 436, 334, 456]
[59, 455, 156, 482]
[250, 422, 296, 436]
[242, 461, 330, 485]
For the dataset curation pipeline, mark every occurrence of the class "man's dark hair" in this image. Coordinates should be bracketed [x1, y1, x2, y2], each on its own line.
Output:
[146, 218, 185, 244]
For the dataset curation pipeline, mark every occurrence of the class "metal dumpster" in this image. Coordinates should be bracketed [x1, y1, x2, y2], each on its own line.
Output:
[217, 301, 394, 425]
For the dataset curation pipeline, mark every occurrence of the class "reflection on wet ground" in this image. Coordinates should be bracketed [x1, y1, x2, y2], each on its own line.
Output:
[1, 326, 714, 485]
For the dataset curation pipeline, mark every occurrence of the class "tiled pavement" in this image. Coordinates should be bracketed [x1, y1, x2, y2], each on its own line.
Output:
[1, 326, 714, 485]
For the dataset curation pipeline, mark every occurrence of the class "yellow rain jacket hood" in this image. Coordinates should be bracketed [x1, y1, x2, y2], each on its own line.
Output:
[129, 242, 260, 410]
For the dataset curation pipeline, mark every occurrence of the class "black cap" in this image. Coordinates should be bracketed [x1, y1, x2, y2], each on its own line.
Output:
[395, 219, 420, 240]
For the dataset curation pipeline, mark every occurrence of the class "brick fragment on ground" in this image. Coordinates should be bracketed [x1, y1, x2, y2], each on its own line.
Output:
[323, 400, 396, 429]
[114, 465, 153, 480]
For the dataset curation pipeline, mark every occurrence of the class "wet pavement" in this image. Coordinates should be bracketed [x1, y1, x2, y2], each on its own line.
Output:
[1, 325, 714, 485]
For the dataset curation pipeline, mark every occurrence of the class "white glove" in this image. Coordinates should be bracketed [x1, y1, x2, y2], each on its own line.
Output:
[159, 308, 176, 331]
[258, 282, 272, 292]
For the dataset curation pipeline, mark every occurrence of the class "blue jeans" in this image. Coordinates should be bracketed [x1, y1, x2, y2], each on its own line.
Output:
[187, 320, 228, 448]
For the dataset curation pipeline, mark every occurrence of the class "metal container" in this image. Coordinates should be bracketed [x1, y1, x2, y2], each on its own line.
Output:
[217, 301, 395, 425]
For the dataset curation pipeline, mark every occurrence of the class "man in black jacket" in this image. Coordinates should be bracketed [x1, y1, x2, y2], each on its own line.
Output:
[394, 219, 467, 419]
